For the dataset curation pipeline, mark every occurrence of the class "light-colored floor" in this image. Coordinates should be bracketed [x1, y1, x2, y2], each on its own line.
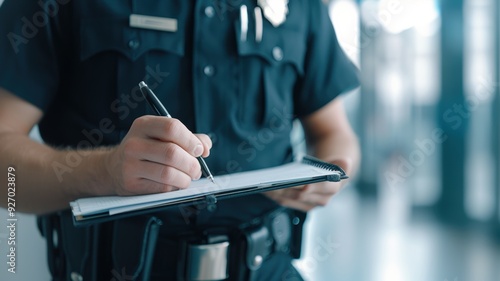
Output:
[297, 186, 500, 281]
[0, 211, 50, 280]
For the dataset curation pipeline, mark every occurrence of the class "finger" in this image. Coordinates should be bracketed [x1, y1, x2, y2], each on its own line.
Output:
[270, 188, 332, 208]
[131, 116, 204, 157]
[134, 160, 194, 189]
[330, 158, 353, 175]
[122, 178, 182, 195]
[300, 183, 342, 196]
[195, 134, 212, 157]
[297, 192, 332, 207]
[273, 197, 315, 212]
[126, 138, 202, 179]
[266, 188, 302, 200]
[290, 185, 306, 190]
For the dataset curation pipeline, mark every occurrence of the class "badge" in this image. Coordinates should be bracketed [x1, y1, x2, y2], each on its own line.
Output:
[130, 14, 178, 32]
[257, 0, 289, 27]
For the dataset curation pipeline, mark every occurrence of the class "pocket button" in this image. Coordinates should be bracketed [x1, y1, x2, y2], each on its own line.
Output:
[71, 272, 83, 281]
[203, 65, 215, 77]
[272, 46, 283, 62]
[207, 132, 218, 144]
[128, 39, 140, 50]
[205, 6, 215, 18]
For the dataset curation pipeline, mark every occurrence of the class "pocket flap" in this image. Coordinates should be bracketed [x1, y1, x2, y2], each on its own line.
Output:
[81, 18, 185, 61]
[234, 20, 305, 75]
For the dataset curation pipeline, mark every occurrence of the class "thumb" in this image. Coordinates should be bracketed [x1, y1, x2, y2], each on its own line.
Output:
[330, 158, 353, 175]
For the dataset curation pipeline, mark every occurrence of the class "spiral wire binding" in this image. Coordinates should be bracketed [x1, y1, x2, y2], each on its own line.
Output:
[302, 156, 347, 178]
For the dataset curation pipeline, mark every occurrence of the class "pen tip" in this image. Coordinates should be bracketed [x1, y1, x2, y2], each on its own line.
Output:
[139, 81, 147, 88]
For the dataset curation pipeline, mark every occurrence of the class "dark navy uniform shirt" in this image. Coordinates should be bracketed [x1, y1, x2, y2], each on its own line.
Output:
[0, 0, 358, 226]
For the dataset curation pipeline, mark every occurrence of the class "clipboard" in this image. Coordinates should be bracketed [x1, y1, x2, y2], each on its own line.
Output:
[70, 156, 347, 227]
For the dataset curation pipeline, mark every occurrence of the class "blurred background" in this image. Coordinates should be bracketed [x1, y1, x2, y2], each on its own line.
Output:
[296, 0, 500, 280]
[1, 0, 500, 280]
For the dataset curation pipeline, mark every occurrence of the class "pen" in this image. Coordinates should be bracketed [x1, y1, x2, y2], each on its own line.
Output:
[240, 5, 248, 42]
[138, 81, 216, 184]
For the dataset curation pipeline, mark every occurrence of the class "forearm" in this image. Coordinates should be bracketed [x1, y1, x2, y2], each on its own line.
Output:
[0, 132, 114, 214]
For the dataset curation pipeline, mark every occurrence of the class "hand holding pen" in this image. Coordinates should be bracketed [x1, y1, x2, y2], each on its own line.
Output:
[139, 81, 215, 183]
[103, 85, 213, 196]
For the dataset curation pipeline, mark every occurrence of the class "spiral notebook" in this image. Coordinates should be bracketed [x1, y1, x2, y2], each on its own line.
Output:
[70, 156, 347, 226]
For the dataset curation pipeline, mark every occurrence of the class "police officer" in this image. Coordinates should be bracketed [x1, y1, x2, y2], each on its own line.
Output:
[0, 0, 360, 280]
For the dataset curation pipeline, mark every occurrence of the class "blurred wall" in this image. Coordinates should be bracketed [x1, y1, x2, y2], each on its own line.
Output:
[0, 128, 50, 280]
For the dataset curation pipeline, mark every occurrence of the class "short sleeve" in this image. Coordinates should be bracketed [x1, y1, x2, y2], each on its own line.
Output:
[294, 0, 360, 118]
[0, 0, 63, 111]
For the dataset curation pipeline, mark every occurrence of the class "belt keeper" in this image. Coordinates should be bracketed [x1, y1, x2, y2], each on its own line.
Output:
[205, 194, 217, 212]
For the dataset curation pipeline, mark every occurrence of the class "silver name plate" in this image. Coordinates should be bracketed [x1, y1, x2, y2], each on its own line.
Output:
[129, 14, 178, 32]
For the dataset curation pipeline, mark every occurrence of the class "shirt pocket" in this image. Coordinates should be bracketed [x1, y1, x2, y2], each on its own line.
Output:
[78, 17, 185, 131]
[234, 21, 306, 132]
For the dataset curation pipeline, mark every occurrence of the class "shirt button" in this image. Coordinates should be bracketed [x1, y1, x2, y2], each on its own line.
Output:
[203, 65, 215, 77]
[205, 6, 215, 18]
[272, 46, 284, 61]
[207, 132, 218, 144]
[70, 272, 83, 281]
[128, 39, 140, 50]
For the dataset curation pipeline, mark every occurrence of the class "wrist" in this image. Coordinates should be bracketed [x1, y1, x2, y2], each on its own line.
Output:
[97, 146, 120, 196]
[55, 147, 117, 199]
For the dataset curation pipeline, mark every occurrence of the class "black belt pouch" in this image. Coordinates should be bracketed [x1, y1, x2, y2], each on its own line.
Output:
[39, 210, 98, 281]
[39, 211, 162, 281]
[112, 216, 163, 281]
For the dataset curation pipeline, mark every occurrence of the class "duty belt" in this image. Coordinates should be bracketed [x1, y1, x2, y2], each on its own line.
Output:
[148, 207, 303, 281]
[38, 207, 306, 281]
